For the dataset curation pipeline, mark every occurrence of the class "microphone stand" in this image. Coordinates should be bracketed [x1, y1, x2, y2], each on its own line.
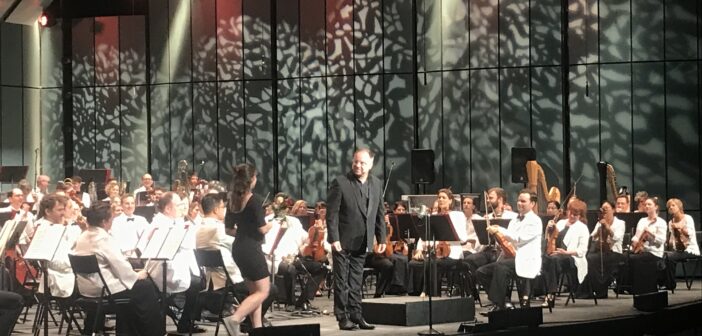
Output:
[419, 209, 442, 336]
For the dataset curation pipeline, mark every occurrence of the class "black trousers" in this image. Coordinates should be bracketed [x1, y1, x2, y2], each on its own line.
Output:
[294, 257, 328, 306]
[542, 255, 577, 294]
[365, 254, 393, 296]
[176, 275, 203, 332]
[332, 249, 367, 321]
[0, 291, 23, 335]
[578, 251, 625, 297]
[629, 252, 661, 295]
[408, 257, 459, 296]
[476, 258, 531, 307]
[84, 279, 165, 335]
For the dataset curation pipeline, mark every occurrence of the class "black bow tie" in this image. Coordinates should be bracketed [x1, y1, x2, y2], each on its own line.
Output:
[126, 217, 134, 222]
[517, 215, 525, 221]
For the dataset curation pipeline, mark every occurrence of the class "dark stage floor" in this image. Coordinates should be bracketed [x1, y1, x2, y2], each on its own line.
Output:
[11, 279, 702, 335]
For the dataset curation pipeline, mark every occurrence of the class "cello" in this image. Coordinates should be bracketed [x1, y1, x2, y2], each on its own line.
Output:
[373, 216, 393, 258]
[302, 220, 327, 262]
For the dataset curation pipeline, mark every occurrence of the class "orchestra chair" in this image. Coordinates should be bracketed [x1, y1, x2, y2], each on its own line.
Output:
[194, 249, 240, 336]
[673, 231, 702, 291]
[361, 267, 378, 298]
[68, 254, 130, 336]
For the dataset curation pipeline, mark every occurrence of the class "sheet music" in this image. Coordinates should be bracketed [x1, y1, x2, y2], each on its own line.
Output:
[157, 226, 187, 260]
[24, 224, 66, 261]
[0, 220, 18, 253]
[140, 227, 170, 259]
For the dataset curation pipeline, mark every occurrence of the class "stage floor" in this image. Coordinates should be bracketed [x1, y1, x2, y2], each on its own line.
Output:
[11, 279, 702, 335]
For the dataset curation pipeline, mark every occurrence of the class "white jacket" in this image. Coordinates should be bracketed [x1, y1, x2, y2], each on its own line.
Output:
[500, 211, 542, 279]
[555, 219, 589, 283]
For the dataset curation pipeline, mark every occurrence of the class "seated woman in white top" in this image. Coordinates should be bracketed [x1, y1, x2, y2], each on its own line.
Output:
[72, 203, 164, 335]
[665, 198, 700, 261]
[628, 197, 668, 295]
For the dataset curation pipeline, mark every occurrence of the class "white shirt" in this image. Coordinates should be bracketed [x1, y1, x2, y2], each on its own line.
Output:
[555, 219, 590, 283]
[669, 214, 700, 255]
[415, 211, 469, 260]
[632, 216, 667, 258]
[463, 213, 484, 253]
[592, 217, 626, 254]
[110, 213, 149, 253]
[488, 209, 518, 220]
[499, 210, 542, 279]
[144, 213, 199, 293]
[195, 217, 243, 289]
[72, 226, 139, 297]
[262, 216, 307, 273]
[37, 222, 81, 298]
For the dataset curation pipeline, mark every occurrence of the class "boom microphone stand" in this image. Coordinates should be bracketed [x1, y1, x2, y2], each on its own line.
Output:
[418, 205, 443, 336]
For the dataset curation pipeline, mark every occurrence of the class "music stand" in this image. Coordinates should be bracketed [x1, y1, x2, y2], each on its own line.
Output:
[429, 214, 459, 242]
[135, 191, 150, 206]
[471, 220, 492, 246]
[396, 214, 421, 242]
[615, 212, 646, 235]
[135, 206, 156, 223]
[0, 212, 14, 227]
[387, 214, 401, 241]
[0, 166, 28, 190]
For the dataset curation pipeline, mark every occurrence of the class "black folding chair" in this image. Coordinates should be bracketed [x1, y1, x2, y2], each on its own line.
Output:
[68, 254, 131, 336]
[194, 249, 240, 336]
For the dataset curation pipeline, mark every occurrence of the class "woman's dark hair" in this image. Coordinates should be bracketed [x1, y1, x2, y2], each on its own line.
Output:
[228, 163, 256, 212]
[393, 201, 407, 211]
[86, 203, 112, 227]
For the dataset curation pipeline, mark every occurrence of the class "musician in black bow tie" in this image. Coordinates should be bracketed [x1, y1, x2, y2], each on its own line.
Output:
[110, 194, 149, 254]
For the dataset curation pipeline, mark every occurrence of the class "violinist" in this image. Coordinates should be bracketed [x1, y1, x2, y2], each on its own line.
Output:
[476, 190, 542, 312]
[290, 200, 309, 216]
[186, 201, 203, 226]
[0, 188, 35, 223]
[70, 176, 91, 208]
[664, 198, 700, 261]
[102, 180, 121, 202]
[407, 188, 467, 297]
[110, 194, 149, 255]
[541, 198, 590, 308]
[633, 191, 649, 213]
[577, 200, 626, 299]
[462, 187, 517, 292]
[365, 202, 411, 298]
[293, 202, 330, 311]
[31, 175, 50, 211]
[133, 173, 154, 194]
[628, 196, 667, 294]
[545, 200, 560, 217]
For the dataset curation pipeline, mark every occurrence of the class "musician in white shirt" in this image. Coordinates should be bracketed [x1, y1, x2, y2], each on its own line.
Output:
[477, 190, 543, 311]
[72, 203, 164, 335]
[31, 175, 50, 212]
[541, 198, 590, 306]
[70, 176, 91, 208]
[629, 197, 667, 294]
[132, 173, 154, 197]
[110, 194, 149, 255]
[145, 192, 203, 333]
[665, 198, 700, 259]
[0, 188, 35, 223]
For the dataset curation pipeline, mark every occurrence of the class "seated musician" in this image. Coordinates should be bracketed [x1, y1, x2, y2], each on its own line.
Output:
[664, 198, 700, 261]
[186, 201, 203, 226]
[545, 200, 560, 217]
[70, 176, 91, 208]
[628, 196, 667, 294]
[365, 202, 410, 297]
[577, 200, 626, 299]
[72, 203, 164, 335]
[195, 194, 276, 332]
[615, 194, 631, 213]
[541, 198, 590, 307]
[110, 194, 149, 255]
[290, 200, 309, 216]
[0, 188, 35, 223]
[132, 173, 154, 197]
[145, 192, 204, 334]
[101, 181, 121, 202]
[261, 201, 310, 310]
[633, 191, 648, 213]
[408, 188, 467, 296]
[462, 187, 518, 291]
[295, 204, 332, 310]
[476, 189, 542, 311]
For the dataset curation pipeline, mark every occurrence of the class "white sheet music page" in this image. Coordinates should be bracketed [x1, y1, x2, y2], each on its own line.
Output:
[0, 220, 18, 254]
[157, 226, 187, 260]
[141, 227, 170, 259]
[24, 224, 66, 261]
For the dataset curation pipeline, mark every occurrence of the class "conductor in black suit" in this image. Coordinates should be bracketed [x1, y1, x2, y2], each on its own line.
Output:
[327, 148, 387, 331]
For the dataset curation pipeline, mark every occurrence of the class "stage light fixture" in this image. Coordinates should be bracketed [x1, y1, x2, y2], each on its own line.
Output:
[38, 12, 56, 27]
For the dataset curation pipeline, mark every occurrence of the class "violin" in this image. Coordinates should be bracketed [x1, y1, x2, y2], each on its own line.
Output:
[669, 218, 690, 252]
[373, 217, 393, 258]
[435, 241, 451, 259]
[302, 220, 327, 262]
[632, 219, 656, 254]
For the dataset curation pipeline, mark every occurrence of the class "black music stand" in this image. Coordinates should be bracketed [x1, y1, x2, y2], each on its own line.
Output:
[78, 169, 111, 195]
[0, 212, 14, 227]
[134, 206, 156, 223]
[429, 214, 459, 242]
[396, 214, 421, 243]
[135, 191, 150, 206]
[615, 212, 647, 236]
[0, 166, 28, 187]
[471, 220, 492, 247]
[387, 214, 401, 241]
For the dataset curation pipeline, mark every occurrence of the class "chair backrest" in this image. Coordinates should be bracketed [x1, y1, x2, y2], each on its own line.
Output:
[68, 254, 113, 298]
[194, 249, 225, 268]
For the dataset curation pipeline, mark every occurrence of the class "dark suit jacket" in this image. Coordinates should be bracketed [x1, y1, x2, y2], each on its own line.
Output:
[326, 172, 386, 252]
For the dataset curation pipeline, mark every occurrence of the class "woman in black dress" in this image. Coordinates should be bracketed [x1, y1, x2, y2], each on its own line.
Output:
[223, 163, 272, 335]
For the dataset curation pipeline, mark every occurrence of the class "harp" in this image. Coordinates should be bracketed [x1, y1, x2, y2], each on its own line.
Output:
[526, 160, 559, 215]
[597, 161, 618, 205]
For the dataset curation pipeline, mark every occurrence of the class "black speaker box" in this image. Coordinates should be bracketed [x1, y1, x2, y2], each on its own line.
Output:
[488, 307, 543, 330]
[511, 147, 536, 183]
[634, 291, 668, 312]
[248, 324, 320, 336]
[411, 149, 435, 184]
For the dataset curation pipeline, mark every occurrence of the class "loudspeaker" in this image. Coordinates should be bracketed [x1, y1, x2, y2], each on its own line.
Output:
[511, 147, 536, 183]
[634, 291, 668, 312]
[248, 324, 320, 336]
[488, 307, 543, 330]
[411, 149, 435, 184]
